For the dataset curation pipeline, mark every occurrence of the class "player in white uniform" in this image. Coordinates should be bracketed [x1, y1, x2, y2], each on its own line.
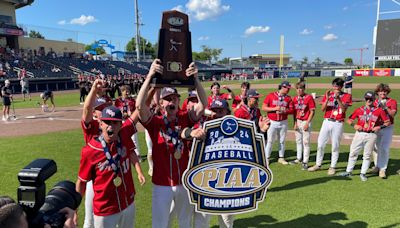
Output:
[371, 83, 397, 178]
[308, 78, 352, 175]
[338, 91, 390, 181]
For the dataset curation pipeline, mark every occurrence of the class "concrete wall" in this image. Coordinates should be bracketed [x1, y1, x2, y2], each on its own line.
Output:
[18, 37, 85, 55]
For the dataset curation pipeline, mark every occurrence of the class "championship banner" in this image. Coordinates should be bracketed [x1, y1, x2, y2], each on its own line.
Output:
[183, 116, 273, 215]
[335, 69, 352, 77]
[373, 69, 391, 76]
[354, 69, 370, 77]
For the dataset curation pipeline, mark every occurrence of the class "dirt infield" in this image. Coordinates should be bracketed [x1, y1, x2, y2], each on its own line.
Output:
[1, 83, 400, 148]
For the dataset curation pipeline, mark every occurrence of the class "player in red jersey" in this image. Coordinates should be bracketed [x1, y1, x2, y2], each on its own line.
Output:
[338, 91, 390, 181]
[371, 83, 398, 178]
[262, 81, 294, 165]
[76, 106, 145, 228]
[207, 82, 234, 109]
[136, 59, 207, 228]
[231, 81, 250, 113]
[291, 81, 316, 170]
[308, 78, 352, 175]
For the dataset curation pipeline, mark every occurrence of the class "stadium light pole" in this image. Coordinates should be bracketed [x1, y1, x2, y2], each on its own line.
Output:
[134, 0, 141, 61]
[373, 0, 381, 68]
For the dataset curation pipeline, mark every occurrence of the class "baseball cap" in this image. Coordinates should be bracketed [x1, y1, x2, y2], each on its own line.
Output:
[4, 80, 10, 84]
[364, 91, 375, 99]
[280, 81, 291, 88]
[160, 87, 180, 99]
[247, 89, 261, 99]
[100, 106, 123, 121]
[210, 99, 229, 110]
[94, 97, 112, 111]
[188, 90, 197, 98]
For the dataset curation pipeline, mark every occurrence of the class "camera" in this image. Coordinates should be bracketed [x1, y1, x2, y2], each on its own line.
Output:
[17, 159, 82, 228]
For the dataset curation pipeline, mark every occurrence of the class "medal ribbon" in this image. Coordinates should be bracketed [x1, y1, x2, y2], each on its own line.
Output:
[363, 106, 375, 130]
[99, 135, 123, 177]
[162, 115, 183, 155]
[297, 95, 305, 118]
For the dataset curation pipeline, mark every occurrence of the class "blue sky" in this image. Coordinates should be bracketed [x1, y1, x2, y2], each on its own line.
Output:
[15, 0, 400, 64]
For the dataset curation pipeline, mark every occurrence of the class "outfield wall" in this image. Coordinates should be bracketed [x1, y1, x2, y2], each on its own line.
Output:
[1, 78, 78, 93]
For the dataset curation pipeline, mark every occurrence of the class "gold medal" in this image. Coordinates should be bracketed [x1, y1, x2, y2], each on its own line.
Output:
[364, 123, 369, 129]
[174, 150, 182, 160]
[113, 176, 122, 187]
[333, 111, 338, 116]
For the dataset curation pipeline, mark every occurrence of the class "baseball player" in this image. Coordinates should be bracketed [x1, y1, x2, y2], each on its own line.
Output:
[308, 78, 352, 175]
[231, 82, 250, 113]
[76, 106, 145, 228]
[291, 81, 316, 170]
[136, 60, 207, 228]
[1, 80, 12, 121]
[40, 90, 55, 112]
[262, 81, 294, 165]
[20, 76, 31, 101]
[207, 82, 234, 109]
[115, 85, 142, 162]
[372, 83, 397, 178]
[338, 91, 390, 181]
[343, 73, 353, 94]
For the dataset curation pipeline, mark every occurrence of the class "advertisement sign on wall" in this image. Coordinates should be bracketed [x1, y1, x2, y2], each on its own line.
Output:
[287, 71, 301, 78]
[354, 69, 371, 77]
[334, 69, 352, 77]
[321, 70, 333, 77]
[373, 69, 391, 76]
[394, 69, 400, 76]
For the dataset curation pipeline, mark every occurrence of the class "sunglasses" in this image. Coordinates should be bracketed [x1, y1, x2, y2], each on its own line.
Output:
[365, 98, 374, 101]
[102, 120, 120, 125]
[163, 96, 177, 102]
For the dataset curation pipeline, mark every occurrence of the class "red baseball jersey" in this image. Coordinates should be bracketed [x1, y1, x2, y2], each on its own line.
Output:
[207, 93, 230, 108]
[181, 98, 189, 111]
[293, 94, 316, 121]
[374, 98, 397, 124]
[78, 127, 136, 216]
[232, 95, 246, 109]
[263, 92, 293, 121]
[115, 97, 136, 115]
[349, 106, 389, 132]
[234, 105, 261, 121]
[321, 92, 352, 121]
[142, 111, 194, 186]
[81, 118, 137, 144]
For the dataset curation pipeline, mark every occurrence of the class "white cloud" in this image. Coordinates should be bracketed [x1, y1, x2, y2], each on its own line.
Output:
[57, 20, 66, 25]
[323, 33, 338, 41]
[172, 5, 185, 13]
[300, 28, 313, 35]
[257, 40, 264, 44]
[244, 26, 270, 37]
[185, 0, 230, 21]
[198, 36, 210, 41]
[70, 15, 97, 26]
[343, 6, 349, 11]
[324, 24, 333, 30]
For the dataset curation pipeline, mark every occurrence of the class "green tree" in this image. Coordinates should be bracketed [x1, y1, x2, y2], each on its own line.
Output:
[28, 30, 45, 39]
[126, 36, 156, 58]
[314, 57, 322, 65]
[192, 51, 209, 61]
[344, 58, 353, 65]
[211, 48, 223, 62]
[301, 56, 308, 64]
[85, 43, 106, 55]
[218, 57, 230, 64]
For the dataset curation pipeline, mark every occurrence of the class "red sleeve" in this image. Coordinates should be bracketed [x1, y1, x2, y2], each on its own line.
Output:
[320, 94, 327, 104]
[286, 97, 294, 114]
[344, 94, 352, 106]
[78, 146, 94, 182]
[221, 93, 231, 100]
[141, 113, 162, 132]
[181, 99, 188, 111]
[263, 94, 270, 105]
[379, 109, 389, 122]
[234, 108, 250, 120]
[114, 99, 122, 108]
[122, 118, 137, 136]
[388, 99, 397, 112]
[349, 108, 360, 120]
[308, 95, 316, 110]
[232, 96, 240, 109]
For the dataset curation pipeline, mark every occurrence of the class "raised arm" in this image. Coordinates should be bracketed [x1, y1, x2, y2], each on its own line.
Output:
[82, 79, 104, 124]
[186, 62, 207, 120]
[136, 59, 163, 123]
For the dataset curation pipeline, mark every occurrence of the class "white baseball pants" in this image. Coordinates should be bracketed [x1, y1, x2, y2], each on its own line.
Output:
[265, 119, 288, 159]
[152, 184, 192, 228]
[93, 202, 135, 228]
[83, 180, 94, 228]
[193, 213, 234, 228]
[374, 125, 394, 171]
[295, 120, 312, 163]
[315, 119, 343, 167]
[346, 131, 377, 174]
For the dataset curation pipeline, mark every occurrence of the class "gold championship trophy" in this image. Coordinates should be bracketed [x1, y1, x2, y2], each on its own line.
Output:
[151, 10, 194, 87]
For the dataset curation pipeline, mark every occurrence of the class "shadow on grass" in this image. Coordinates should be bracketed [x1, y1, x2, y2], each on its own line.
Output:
[268, 176, 351, 192]
[215, 212, 367, 228]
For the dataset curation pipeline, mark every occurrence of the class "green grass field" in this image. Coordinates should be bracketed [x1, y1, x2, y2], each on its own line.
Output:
[0, 130, 399, 227]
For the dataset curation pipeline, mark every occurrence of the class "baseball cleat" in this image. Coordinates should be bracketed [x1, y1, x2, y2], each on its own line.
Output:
[327, 167, 336, 176]
[289, 159, 300, 165]
[301, 163, 308, 170]
[278, 158, 289, 165]
[338, 172, 351, 177]
[148, 168, 153, 177]
[379, 170, 387, 179]
[307, 165, 321, 172]
[370, 167, 379, 174]
[360, 174, 368, 182]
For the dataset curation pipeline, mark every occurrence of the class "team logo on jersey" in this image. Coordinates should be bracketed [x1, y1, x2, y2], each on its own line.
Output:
[183, 116, 273, 214]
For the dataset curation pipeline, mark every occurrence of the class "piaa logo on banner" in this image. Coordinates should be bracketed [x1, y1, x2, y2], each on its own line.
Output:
[183, 116, 273, 214]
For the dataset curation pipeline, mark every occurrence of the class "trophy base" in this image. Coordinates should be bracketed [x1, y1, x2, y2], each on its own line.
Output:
[150, 75, 195, 88]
